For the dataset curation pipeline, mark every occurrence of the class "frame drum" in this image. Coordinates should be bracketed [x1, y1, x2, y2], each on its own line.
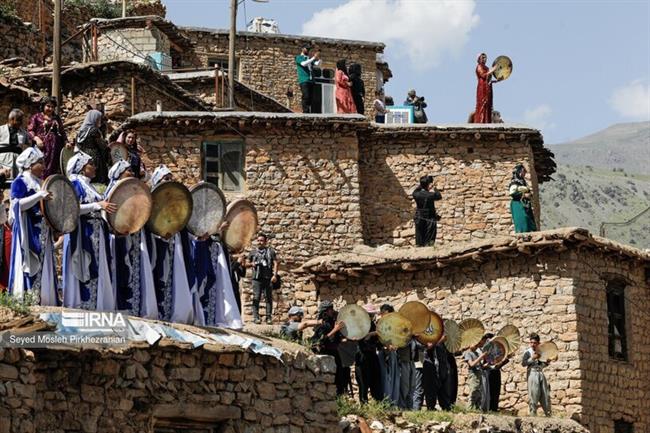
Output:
[40, 174, 79, 234]
[377, 312, 413, 349]
[338, 304, 371, 340]
[459, 318, 485, 350]
[443, 319, 462, 354]
[483, 336, 509, 365]
[399, 301, 431, 334]
[222, 199, 258, 253]
[59, 147, 76, 175]
[105, 178, 152, 235]
[415, 311, 445, 345]
[187, 182, 227, 237]
[538, 341, 559, 362]
[146, 181, 193, 239]
[109, 142, 129, 164]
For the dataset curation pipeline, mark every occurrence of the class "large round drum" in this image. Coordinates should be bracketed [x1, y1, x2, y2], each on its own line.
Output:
[538, 341, 559, 362]
[104, 178, 152, 235]
[109, 142, 129, 164]
[377, 312, 412, 349]
[338, 304, 371, 340]
[497, 324, 521, 355]
[483, 336, 509, 365]
[492, 55, 513, 81]
[41, 174, 79, 233]
[415, 311, 444, 345]
[186, 182, 227, 237]
[59, 147, 76, 175]
[443, 319, 462, 353]
[222, 199, 258, 253]
[146, 181, 193, 239]
[398, 301, 430, 335]
[459, 318, 485, 350]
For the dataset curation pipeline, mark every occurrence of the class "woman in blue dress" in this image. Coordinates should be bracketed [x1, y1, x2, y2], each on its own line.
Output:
[8, 147, 58, 305]
[62, 151, 117, 311]
[105, 160, 158, 318]
[192, 230, 243, 329]
[146, 165, 196, 324]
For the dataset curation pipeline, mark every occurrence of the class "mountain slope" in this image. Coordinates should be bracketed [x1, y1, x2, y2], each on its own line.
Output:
[540, 121, 650, 248]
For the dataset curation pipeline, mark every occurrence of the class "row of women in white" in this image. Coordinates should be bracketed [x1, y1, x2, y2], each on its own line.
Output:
[7, 146, 243, 329]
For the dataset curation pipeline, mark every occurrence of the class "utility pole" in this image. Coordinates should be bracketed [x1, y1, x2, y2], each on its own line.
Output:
[122, 0, 127, 18]
[228, 0, 237, 108]
[52, 0, 62, 113]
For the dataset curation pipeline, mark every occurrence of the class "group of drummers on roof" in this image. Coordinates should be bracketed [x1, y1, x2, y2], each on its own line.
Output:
[0, 103, 261, 330]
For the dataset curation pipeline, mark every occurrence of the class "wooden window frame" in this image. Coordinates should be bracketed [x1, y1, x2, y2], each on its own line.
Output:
[202, 140, 245, 193]
[606, 279, 628, 361]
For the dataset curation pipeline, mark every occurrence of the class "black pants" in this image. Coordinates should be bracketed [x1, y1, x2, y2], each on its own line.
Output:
[252, 278, 272, 320]
[355, 351, 383, 403]
[415, 218, 437, 247]
[300, 81, 314, 113]
[422, 363, 452, 410]
[488, 369, 501, 412]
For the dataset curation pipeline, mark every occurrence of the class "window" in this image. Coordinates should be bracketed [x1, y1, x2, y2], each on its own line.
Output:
[614, 420, 634, 433]
[313, 66, 336, 114]
[606, 279, 628, 361]
[203, 140, 245, 192]
[207, 57, 238, 78]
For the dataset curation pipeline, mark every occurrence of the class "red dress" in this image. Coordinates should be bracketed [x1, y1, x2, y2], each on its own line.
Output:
[0, 223, 12, 290]
[475, 64, 493, 123]
[335, 70, 357, 114]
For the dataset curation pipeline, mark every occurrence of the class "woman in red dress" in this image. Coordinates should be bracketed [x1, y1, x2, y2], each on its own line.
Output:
[475, 53, 496, 123]
[335, 59, 357, 114]
[28, 97, 68, 177]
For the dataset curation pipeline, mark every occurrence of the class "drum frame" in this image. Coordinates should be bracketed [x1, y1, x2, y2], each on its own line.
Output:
[105, 177, 152, 235]
[187, 182, 227, 237]
[146, 180, 193, 239]
[40, 174, 80, 234]
[222, 199, 259, 253]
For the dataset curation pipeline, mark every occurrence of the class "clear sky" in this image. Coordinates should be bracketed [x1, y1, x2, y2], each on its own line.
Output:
[165, 0, 650, 144]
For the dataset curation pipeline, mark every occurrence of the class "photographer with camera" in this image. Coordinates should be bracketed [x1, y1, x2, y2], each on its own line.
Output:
[246, 233, 280, 324]
[412, 175, 442, 247]
[404, 89, 428, 124]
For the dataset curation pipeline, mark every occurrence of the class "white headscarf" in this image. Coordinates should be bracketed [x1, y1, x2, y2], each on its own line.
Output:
[105, 160, 131, 195]
[151, 164, 172, 188]
[66, 151, 93, 177]
[15, 147, 44, 172]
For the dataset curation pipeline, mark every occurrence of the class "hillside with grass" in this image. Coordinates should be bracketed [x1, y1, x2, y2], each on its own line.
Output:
[540, 121, 650, 249]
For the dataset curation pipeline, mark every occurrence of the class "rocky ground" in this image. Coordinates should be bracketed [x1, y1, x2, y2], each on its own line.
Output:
[340, 413, 589, 433]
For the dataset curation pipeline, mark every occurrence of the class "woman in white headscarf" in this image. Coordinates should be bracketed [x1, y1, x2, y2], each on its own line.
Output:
[62, 151, 117, 310]
[8, 147, 58, 305]
[146, 164, 196, 324]
[105, 160, 158, 318]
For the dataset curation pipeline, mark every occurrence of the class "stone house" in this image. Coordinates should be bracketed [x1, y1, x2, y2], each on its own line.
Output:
[82, 16, 194, 70]
[0, 307, 340, 433]
[111, 112, 555, 317]
[180, 27, 392, 115]
[0, 14, 40, 64]
[5, 60, 210, 138]
[298, 227, 650, 433]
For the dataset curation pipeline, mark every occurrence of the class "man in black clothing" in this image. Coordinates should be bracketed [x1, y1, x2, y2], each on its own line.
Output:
[246, 233, 279, 324]
[355, 304, 383, 403]
[0, 109, 31, 183]
[310, 300, 349, 396]
[412, 175, 442, 246]
[419, 338, 454, 410]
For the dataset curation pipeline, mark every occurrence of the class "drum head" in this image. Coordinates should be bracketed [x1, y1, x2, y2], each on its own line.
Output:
[483, 336, 509, 365]
[459, 318, 485, 350]
[187, 182, 227, 237]
[497, 324, 521, 355]
[538, 341, 558, 362]
[377, 312, 412, 349]
[443, 319, 462, 353]
[59, 147, 76, 175]
[222, 199, 258, 253]
[146, 181, 193, 239]
[110, 143, 129, 164]
[338, 304, 371, 340]
[40, 174, 79, 233]
[106, 178, 152, 235]
[398, 301, 430, 334]
[415, 311, 444, 345]
[492, 55, 513, 81]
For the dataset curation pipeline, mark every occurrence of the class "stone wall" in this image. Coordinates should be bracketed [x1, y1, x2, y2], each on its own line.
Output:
[0, 84, 38, 123]
[0, 344, 339, 433]
[0, 16, 40, 64]
[182, 29, 384, 115]
[359, 126, 542, 247]
[310, 248, 649, 432]
[94, 27, 171, 67]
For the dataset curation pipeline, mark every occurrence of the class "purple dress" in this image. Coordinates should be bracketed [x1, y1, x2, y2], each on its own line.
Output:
[28, 112, 67, 177]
